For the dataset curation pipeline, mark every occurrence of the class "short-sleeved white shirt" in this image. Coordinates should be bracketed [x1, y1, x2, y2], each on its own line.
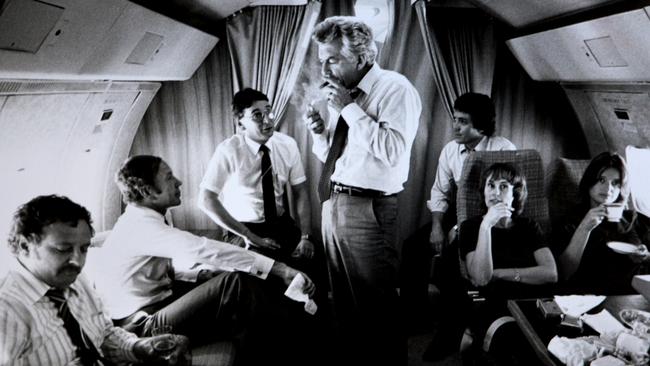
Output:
[200, 132, 306, 223]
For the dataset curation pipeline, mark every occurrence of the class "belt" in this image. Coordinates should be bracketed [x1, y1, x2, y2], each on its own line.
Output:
[331, 182, 393, 198]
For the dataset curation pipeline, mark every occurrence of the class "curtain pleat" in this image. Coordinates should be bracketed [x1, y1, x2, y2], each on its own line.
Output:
[226, 2, 321, 127]
[413, 0, 458, 118]
[413, 1, 498, 117]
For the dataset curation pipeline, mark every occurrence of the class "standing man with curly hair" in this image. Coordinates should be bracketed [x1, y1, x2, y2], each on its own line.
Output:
[304, 16, 422, 365]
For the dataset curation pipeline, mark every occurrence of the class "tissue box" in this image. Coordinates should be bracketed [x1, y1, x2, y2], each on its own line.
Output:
[632, 275, 650, 301]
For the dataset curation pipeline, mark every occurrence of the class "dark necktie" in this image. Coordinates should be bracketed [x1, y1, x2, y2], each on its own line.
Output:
[46, 288, 102, 365]
[260, 144, 277, 221]
[317, 89, 361, 203]
[318, 116, 348, 203]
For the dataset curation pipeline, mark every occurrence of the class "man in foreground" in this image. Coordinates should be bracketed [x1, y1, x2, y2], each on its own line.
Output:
[0, 194, 189, 365]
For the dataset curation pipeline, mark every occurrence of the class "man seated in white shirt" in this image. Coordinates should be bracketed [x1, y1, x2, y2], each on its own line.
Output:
[198, 88, 316, 265]
[91, 155, 315, 365]
[399, 92, 516, 360]
[0, 195, 190, 365]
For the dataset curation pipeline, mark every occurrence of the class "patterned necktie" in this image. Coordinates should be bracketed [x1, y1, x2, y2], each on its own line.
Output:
[260, 144, 277, 221]
[317, 89, 361, 203]
[46, 288, 102, 365]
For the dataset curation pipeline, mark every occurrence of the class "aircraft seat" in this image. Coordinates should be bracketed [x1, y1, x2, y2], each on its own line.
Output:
[456, 149, 549, 278]
[545, 157, 591, 222]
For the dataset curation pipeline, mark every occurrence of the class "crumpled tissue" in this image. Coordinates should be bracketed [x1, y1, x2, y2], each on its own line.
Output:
[284, 273, 317, 315]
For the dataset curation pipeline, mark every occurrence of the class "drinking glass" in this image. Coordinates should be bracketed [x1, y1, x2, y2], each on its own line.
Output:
[151, 325, 176, 360]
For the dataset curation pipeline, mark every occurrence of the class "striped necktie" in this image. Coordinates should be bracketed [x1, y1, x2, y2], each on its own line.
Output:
[46, 288, 103, 365]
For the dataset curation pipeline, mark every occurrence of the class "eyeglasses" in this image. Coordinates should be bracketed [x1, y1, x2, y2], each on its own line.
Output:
[247, 110, 276, 124]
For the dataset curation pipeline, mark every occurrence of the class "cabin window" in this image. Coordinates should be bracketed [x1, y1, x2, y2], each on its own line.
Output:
[354, 0, 390, 45]
[626, 146, 650, 218]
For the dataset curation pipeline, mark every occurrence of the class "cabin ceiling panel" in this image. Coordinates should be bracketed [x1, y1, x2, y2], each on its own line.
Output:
[0, 0, 218, 80]
[0, 0, 126, 78]
[468, 0, 621, 28]
[79, 1, 217, 80]
[507, 8, 650, 82]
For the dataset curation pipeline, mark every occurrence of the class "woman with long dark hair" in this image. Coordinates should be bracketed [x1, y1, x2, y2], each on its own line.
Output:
[557, 152, 645, 294]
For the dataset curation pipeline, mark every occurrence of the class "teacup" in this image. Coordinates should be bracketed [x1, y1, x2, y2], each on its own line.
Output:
[604, 203, 624, 222]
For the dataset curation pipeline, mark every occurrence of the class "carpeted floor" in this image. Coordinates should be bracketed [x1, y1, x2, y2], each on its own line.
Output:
[408, 331, 464, 366]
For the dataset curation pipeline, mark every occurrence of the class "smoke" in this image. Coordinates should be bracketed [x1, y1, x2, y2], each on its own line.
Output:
[291, 61, 327, 113]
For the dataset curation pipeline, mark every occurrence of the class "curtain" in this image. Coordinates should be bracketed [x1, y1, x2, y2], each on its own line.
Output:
[412, 0, 497, 117]
[226, 2, 322, 127]
[130, 40, 234, 232]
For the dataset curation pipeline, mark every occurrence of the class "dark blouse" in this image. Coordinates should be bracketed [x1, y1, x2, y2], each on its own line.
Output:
[459, 215, 553, 337]
[554, 208, 642, 295]
[460, 215, 551, 299]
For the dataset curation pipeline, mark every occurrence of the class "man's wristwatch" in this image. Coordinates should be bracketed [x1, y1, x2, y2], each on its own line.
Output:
[514, 269, 521, 282]
[301, 234, 314, 241]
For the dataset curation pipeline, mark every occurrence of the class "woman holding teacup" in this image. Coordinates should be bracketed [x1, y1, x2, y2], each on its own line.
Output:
[460, 163, 557, 362]
[556, 152, 646, 294]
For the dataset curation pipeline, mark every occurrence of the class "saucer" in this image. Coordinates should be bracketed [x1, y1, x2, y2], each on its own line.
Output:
[607, 241, 645, 255]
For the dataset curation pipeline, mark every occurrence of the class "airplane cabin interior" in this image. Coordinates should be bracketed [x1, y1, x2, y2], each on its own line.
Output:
[1, 0, 650, 365]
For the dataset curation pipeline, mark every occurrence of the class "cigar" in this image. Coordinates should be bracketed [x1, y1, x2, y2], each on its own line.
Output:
[319, 81, 330, 89]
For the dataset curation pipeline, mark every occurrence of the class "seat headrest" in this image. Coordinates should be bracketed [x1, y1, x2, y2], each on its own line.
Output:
[457, 150, 548, 230]
[545, 157, 590, 221]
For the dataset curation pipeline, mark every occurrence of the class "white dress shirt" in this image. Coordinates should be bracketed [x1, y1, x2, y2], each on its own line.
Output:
[311, 63, 422, 194]
[427, 135, 516, 213]
[90, 205, 275, 319]
[200, 132, 306, 223]
[0, 260, 139, 366]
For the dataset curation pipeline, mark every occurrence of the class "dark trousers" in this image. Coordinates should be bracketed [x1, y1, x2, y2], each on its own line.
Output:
[239, 213, 302, 262]
[132, 272, 291, 365]
[228, 214, 328, 300]
[400, 221, 472, 343]
[225, 213, 331, 365]
[322, 193, 405, 366]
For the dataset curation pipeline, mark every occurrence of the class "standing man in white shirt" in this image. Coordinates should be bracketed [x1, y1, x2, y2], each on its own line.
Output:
[304, 16, 422, 365]
[92, 155, 315, 365]
[0, 195, 190, 366]
[400, 92, 516, 360]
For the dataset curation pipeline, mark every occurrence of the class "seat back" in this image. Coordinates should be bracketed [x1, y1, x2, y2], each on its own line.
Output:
[545, 157, 590, 221]
[456, 150, 549, 232]
[455, 150, 548, 282]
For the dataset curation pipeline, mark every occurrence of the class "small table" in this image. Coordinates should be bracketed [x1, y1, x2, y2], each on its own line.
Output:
[507, 295, 650, 366]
